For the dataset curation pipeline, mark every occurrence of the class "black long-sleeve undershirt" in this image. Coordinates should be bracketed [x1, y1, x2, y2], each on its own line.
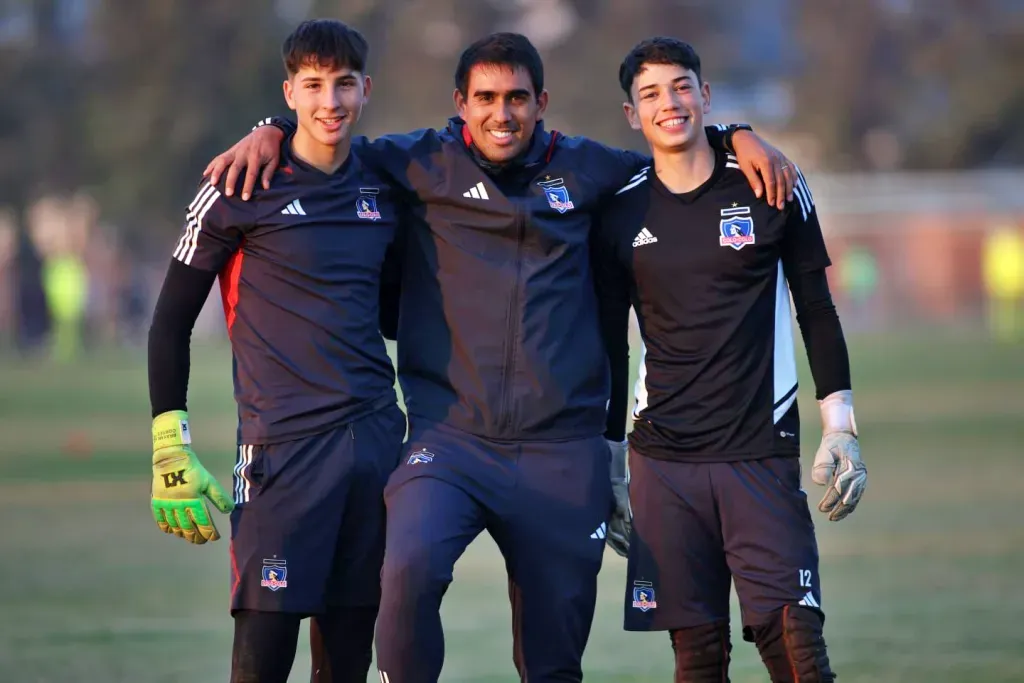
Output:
[786, 267, 852, 401]
[148, 260, 218, 418]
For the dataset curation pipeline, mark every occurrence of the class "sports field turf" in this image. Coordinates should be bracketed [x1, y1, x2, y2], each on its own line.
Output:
[1, 330, 1022, 682]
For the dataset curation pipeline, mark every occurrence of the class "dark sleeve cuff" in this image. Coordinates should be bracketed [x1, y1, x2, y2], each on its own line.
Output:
[605, 339, 630, 442]
[600, 304, 631, 442]
[255, 116, 297, 136]
[378, 228, 405, 341]
[705, 124, 754, 154]
[148, 260, 218, 417]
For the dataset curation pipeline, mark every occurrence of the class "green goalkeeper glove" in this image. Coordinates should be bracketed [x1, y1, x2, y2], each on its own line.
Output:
[151, 410, 234, 544]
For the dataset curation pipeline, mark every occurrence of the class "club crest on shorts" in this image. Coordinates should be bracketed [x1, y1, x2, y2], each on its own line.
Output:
[719, 205, 755, 250]
[632, 580, 657, 612]
[407, 448, 435, 465]
[537, 177, 575, 214]
[356, 188, 382, 221]
[260, 558, 288, 591]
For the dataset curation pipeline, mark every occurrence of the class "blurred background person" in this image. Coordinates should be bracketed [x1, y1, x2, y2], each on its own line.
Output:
[835, 244, 881, 332]
[981, 224, 1024, 343]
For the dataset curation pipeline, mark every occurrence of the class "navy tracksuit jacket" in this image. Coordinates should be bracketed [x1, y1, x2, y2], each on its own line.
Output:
[364, 117, 647, 441]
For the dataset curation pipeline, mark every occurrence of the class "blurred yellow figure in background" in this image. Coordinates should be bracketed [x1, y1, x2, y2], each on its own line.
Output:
[42, 253, 88, 362]
[981, 225, 1024, 343]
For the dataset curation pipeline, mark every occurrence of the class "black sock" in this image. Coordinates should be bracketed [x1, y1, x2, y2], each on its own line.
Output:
[312, 605, 379, 683]
[231, 610, 302, 683]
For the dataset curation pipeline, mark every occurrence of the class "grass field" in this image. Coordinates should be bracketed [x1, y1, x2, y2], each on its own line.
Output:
[1, 330, 1023, 682]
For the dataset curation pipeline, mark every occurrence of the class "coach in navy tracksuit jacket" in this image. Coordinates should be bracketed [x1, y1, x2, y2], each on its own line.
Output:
[377, 116, 656, 682]
[228, 35, 779, 683]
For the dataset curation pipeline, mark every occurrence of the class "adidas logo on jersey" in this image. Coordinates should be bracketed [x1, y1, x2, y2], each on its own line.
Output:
[463, 181, 490, 200]
[633, 227, 658, 247]
[281, 199, 306, 215]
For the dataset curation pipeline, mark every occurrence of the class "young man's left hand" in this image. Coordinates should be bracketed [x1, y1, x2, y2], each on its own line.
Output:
[732, 130, 797, 211]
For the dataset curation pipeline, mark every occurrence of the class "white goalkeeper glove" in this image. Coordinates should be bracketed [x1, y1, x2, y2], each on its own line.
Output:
[811, 390, 867, 521]
[607, 439, 631, 557]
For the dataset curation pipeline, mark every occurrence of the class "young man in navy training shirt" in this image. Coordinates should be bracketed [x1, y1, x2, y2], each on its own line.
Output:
[147, 20, 407, 683]
[203, 32, 797, 683]
[593, 37, 869, 682]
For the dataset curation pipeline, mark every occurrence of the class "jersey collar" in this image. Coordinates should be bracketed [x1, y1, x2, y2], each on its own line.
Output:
[650, 147, 727, 205]
[278, 131, 356, 180]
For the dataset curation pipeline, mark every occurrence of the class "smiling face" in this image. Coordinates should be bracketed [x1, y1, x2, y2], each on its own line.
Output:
[279, 19, 371, 159]
[283, 63, 370, 148]
[454, 64, 548, 164]
[624, 62, 710, 154]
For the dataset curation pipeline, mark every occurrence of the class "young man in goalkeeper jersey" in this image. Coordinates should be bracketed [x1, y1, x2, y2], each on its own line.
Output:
[147, 19, 405, 683]
[593, 37, 869, 682]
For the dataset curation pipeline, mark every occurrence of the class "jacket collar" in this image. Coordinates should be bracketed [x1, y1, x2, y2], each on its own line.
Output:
[444, 116, 558, 174]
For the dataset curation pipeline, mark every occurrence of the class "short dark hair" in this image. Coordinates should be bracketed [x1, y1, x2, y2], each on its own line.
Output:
[454, 32, 544, 97]
[619, 37, 702, 101]
[282, 19, 369, 77]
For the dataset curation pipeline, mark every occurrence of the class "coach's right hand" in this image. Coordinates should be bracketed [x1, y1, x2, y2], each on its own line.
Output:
[606, 439, 631, 557]
[204, 121, 285, 201]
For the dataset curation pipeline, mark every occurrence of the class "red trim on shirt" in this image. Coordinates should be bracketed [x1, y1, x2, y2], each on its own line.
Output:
[218, 241, 245, 336]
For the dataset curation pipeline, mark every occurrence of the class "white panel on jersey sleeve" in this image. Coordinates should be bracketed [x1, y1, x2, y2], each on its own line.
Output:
[633, 334, 649, 419]
[773, 260, 799, 423]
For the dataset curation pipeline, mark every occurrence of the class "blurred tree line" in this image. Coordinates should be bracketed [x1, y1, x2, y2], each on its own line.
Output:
[0, 0, 1021, 237]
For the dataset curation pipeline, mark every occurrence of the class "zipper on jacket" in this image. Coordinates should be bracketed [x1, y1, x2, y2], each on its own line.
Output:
[498, 202, 527, 432]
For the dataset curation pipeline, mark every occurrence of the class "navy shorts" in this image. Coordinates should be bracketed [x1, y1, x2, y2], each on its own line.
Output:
[624, 452, 823, 634]
[228, 403, 406, 615]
